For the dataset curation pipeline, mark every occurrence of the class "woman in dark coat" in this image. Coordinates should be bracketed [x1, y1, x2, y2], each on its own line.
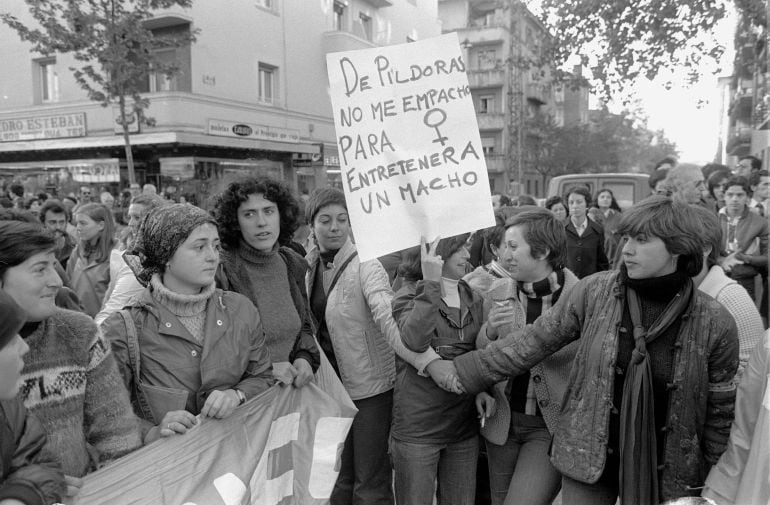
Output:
[564, 187, 609, 278]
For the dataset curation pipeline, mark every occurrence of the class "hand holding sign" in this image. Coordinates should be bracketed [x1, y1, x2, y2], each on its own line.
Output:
[420, 236, 443, 283]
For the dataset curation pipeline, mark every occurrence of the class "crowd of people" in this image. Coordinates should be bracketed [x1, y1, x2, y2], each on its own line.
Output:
[0, 153, 767, 505]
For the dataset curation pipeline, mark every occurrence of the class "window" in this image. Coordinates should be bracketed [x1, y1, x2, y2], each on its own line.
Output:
[38, 59, 59, 103]
[333, 1, 346, 31]
[148, 48, 178, 92]
[478, 95, 494, 114]
[481, 137, 495, 155]
[476, 49, 497, 70]
[258, 63, 277, 104]
[358, 12, 372, 41]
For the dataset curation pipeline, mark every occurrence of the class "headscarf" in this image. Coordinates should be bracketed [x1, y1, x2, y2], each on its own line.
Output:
[128, 203, 217, 286]
[0, 290, 25, 349]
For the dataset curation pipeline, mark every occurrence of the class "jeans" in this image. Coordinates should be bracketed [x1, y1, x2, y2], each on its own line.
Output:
[331, 389, 394, 505]
[391, 435, 479, 505]
[485, 412, 562, 505]
[560, 474, 618, 505]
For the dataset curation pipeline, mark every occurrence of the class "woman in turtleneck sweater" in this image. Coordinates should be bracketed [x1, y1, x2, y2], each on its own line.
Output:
[102, 204, 274, 444]
[445, 196, 740, 504]
[213, 177, 319, 387]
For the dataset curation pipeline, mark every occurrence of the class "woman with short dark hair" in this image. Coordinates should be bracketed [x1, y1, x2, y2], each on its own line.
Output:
[212, 176, 319, 387]
[448, 196, 740, 504]
[305, 187, 440, 505]
[564, 187, 609, 278]
[391, 234, 493, 505]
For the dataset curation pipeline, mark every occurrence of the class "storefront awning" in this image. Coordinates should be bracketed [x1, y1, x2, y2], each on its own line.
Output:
[0, 131, 320, 155]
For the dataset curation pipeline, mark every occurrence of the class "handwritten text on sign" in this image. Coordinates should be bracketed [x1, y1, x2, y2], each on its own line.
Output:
[326, 33, 495, 262]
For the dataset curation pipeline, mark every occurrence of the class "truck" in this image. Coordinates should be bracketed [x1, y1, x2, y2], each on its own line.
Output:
[546, 173, 651, 209]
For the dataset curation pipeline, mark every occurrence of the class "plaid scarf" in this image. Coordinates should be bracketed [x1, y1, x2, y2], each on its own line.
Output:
[515, 269, 564, 415]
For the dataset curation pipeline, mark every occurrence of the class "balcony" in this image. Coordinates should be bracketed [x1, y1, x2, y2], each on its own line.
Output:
[526, 82, 550, 105]
[322, 30, 375, 55]
[726, 127, 753, 155]
[729, 88, 754, 121]
[361, 0, 392, 6]
[476, 113, 505, 130]
[467, 69, 505, 88]
[484, 154, 506, 173]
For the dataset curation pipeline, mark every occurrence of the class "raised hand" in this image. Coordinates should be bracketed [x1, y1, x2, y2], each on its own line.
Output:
[420, 235, 444, 282]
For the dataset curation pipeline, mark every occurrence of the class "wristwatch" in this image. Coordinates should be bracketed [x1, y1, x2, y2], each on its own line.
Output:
[233, 388, 246, 405]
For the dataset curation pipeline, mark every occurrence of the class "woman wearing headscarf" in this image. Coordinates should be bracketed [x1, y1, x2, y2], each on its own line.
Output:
[101, 204, 274, 443]
[442, 197, 740, 504]
[0, 221, 141, 493]
[213, 177, 319, 387]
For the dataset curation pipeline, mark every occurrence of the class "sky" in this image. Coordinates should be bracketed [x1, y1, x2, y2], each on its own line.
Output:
[616, 8, 738, 165]
[531, 1, 739, 166]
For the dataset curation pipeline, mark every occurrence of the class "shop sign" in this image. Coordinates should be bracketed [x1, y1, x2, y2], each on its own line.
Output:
[207, 119, 300, 143]
[160, 157, 196, 180]
[0, 112, 86, 142]
[67, 158, 120, 183]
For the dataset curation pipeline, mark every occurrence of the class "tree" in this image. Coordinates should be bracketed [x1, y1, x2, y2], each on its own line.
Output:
[537, 0, 732, 98]
[1, 0, 197, 184]
[529, 108, 679, 188]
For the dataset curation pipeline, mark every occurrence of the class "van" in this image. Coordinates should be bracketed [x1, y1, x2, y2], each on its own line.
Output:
[546, 173, 651, 209]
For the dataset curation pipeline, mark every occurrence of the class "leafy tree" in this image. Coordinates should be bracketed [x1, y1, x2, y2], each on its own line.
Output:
[537, 0, 732, 98]
[528, 107, 678, 188]
[2, 0, 196, 184]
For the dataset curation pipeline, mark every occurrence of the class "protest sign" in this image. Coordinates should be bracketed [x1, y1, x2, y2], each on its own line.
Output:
[326, 32, 495, 262]
[72, 383, 356, 505]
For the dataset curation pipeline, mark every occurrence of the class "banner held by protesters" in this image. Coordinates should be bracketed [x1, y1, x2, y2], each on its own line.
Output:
[326, 32, 495, 262]
[72, 383, 356, 505]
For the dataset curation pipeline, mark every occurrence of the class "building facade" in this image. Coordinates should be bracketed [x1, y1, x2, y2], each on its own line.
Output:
[721, 17, 768, 168]
[0, 0, 440, 203]
[439, 0, 555, 197]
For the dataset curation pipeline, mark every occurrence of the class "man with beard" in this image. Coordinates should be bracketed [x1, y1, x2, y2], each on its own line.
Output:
[39, 200, 76, 270]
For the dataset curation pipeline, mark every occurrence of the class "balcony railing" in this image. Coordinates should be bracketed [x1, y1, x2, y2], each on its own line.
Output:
[484, 154, 506, 173]
[525, 82, 551, 104]
[321, 30, 376, 55]
[476, 113, 505, 130]
[726, 127, 753, 154]
[467, 69, 505, 88]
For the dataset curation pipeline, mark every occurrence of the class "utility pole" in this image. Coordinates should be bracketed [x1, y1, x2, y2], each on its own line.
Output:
[506, 0, 525, 196]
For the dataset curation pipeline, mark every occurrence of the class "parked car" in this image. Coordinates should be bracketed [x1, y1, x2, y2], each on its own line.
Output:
[546, 173, 651, 209]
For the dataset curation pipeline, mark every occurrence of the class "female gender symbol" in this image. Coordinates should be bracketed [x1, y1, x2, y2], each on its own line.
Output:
[423, 108, 448, 146]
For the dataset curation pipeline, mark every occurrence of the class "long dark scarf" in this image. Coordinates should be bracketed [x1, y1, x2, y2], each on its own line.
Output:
[618, 276, 693, 505]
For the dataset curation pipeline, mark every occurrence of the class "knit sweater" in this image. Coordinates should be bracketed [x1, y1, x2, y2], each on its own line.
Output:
[19, 309, 142, 477]
[699, 265, 764, 383]
[221, 241, 304, 364]
[150, 274, 215, 344]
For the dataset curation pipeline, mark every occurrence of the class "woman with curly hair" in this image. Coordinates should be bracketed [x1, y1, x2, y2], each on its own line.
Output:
[67, 202, 116, 317]
[212, 177, 320, 388]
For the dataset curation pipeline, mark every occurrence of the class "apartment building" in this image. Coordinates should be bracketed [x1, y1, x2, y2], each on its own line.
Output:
[721, 17, 768, 168]
[439, 0, 555, 196]
[0, 0, 440, 201]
